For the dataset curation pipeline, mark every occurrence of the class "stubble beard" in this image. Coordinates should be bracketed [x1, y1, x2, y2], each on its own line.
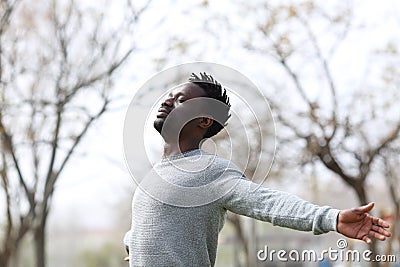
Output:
[153, 118, 164, 134]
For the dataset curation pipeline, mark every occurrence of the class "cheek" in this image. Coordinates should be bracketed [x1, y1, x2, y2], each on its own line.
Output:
[182, 119, 200, 130]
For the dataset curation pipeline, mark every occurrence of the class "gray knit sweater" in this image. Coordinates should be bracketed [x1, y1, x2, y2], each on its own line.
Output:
[124, 149, 339, 267]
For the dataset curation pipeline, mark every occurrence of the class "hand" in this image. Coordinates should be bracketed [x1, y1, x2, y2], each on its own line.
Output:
[124, 245, 129, 262]
[337, 202, 391, 244]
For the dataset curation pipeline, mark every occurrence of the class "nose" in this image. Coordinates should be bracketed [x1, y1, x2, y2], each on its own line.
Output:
[162, 96, 174, 107]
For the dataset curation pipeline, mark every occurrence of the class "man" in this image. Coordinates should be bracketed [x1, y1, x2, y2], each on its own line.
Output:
[124, 72, 390, 266]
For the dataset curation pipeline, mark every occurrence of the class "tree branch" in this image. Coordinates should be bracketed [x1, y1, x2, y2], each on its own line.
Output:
[365, 123, 400, 182]
[0, 111, 34, 206]
[44, 98, 109, 203]
[126, 0, 153, 23]
[277, 56, 326, 136]
[0, 151, 13, 256]
[306, 134, 358, 187]
[42, 105, 63, 212]
[0, 0, 22, 35]
[299, 18, 338, 141]
[63, 47, 133, 105]
[269, 101, 308, 139]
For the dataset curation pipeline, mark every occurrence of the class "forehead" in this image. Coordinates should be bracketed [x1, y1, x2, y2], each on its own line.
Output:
[169, 83, 206, 98]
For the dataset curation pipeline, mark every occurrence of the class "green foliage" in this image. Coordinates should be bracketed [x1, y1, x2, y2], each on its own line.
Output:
[75, 243, 127, 267]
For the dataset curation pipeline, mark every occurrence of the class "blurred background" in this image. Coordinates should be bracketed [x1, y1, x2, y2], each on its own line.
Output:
[0, 0, 399, 266]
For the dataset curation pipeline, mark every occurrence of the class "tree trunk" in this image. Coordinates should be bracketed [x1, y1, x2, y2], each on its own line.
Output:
[382, 214, 396, 267]
[227, 213, 248, 266]
[354, 182, 379, 267]
[0, 249, 11, 267]
[34, 222, 46, 267]
[0, 232, 22, 267]
[34, 206, 48, 267]
[354, 181, 367, 206]
[246, 220, 257, 267]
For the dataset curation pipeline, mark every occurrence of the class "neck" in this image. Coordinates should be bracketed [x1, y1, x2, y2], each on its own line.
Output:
[163, 138, 201, 157]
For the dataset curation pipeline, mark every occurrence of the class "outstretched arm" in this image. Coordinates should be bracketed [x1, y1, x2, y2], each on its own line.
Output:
[222, 176, 340, 234]
[337, 202, 391, 244]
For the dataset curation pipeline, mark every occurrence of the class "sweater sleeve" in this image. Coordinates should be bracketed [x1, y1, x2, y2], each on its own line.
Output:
[221, 175, 340, 235]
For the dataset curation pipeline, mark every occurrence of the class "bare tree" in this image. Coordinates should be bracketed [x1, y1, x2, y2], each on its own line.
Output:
[174, 1, 400, 266]
[240, 2, 400, 266]
[0, 0, 151, 266]
[380, 147, 400, 266]
[105, 1, 399, 265]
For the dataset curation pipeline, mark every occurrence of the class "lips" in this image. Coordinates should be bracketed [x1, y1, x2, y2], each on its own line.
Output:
[156, 107, 171, 118]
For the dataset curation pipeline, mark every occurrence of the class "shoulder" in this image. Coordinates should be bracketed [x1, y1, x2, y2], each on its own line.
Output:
[207, 153, 246, 179]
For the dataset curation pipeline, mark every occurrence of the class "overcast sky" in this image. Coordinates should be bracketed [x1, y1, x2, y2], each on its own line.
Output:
[46, 0, 400, 232]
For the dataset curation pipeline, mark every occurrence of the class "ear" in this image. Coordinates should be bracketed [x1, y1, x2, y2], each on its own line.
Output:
[199, 117, 213, 129]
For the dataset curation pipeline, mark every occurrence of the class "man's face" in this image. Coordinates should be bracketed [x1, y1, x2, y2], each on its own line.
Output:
[153, 83, 206, 135]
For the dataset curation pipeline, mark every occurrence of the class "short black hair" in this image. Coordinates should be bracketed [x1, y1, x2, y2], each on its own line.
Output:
[189, 72, 231, 138]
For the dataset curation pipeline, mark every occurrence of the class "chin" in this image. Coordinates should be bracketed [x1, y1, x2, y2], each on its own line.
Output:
[153, 118, 164, 134]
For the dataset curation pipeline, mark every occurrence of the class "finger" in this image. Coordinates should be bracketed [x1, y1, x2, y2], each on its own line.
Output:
[369, 230, 387, 241]
[362, 235, 372, 244]
[372, 225, 391, 237]
[356, 202, 374, 213]
[372, 216, 390, 228]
